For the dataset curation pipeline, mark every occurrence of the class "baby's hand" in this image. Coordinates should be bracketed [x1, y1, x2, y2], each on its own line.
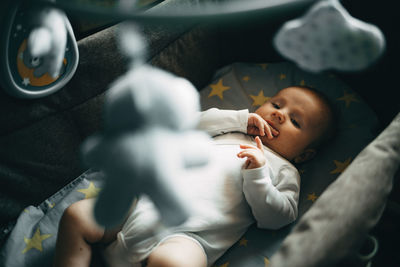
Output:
[237, 136, 266, 169]
[247, 113, 279, 139]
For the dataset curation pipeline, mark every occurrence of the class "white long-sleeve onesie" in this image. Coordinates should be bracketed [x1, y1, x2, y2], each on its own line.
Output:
[105, 108, 300, 267]
[198, 108, 300, 230]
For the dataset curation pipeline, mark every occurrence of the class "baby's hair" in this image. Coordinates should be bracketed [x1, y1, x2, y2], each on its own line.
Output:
[294, 85, 339, 148]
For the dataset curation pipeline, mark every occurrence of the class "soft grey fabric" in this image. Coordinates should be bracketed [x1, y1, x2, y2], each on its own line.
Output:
[270, 112, 400, 267]
[0, 0, 196, 237]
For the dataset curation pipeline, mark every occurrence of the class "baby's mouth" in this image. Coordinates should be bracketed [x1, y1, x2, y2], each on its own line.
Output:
[266, 120, 279, 136]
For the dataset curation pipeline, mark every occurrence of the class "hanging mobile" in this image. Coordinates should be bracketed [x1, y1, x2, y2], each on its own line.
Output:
[0, 0, 78, 98]
[274, 0, 385, 72]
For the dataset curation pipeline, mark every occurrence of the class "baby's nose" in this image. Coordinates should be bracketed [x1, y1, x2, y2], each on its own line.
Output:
[272, 110, 285, 123]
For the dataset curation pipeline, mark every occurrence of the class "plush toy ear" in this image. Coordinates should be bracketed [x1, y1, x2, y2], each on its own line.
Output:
[294, 148, 316, 164]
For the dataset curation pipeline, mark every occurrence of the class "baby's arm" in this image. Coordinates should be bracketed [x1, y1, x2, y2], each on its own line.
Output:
[197, 108, 248, 136]
[240, 158, 300, 230]
[198, 108, 278, 138]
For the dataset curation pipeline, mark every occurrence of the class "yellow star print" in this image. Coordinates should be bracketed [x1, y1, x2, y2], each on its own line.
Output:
[307, 192, 318, 202]
[77, 182, 101, 199]
[264, 257, 270, 267]
[239, 237, 248, 246]
[337, 91, 359, 107]
[279, 73, 286, 80]
[250, 90, 270, 107]
[258, 63, 268, 70]
[208, 79, 230, 100]
[22, 227, 52, 254]
[299, 79, 306, 86]
[242, 76, 250, 82]
[330, 157, 352, 174]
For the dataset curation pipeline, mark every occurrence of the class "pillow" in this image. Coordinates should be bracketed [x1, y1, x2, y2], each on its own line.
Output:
[199, 61, 379, 266]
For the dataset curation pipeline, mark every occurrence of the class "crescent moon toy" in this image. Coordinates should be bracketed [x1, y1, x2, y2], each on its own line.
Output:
[0, 1, 78, 98]
[17, 39, 67, 87]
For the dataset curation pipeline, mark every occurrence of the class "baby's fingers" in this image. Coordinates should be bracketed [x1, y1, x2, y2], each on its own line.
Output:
[240, 139, 264, 152]
[239, 144, 256, 150]
[255, 118, 266, 136]
[263, 123, 274, 139]
[237, 149, 256, 160]
[244, 159, 251, 169]
[247, 126, 257, 136]
[255, 136, 264, 151]
[270, 126, 279, 137]
[237, 149, 265, 169]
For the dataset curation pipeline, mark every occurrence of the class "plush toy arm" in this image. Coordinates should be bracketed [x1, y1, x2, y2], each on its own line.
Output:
[82, 132, 191, 228]
[139, 130, 192, 227]
[145, 172, 190, 227]
[94, 171, 138, 229]
[81, 134, 139, 228]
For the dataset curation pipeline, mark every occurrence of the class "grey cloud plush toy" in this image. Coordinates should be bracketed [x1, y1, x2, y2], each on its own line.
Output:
[274, 0, 385, 72]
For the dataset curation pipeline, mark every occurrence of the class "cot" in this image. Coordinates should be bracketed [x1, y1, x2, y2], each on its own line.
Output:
[0, 0, 399, 266]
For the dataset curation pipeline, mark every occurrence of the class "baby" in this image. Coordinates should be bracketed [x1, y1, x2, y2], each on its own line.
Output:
[53, 85, 335, 267]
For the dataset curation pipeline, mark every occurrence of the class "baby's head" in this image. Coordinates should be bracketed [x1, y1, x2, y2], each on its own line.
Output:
[256, 86, 336, 163]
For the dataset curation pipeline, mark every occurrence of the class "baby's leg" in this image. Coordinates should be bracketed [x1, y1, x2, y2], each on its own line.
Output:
[146, 236, 207, 267]
[53, 198, 118, 267]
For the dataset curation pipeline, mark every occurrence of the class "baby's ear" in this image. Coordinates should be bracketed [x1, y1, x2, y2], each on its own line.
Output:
[294, 149, 316, 164]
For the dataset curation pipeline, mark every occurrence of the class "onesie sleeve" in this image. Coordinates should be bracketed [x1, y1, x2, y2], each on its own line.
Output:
[242, 164, 300, 229]
[197, 108, 248, 137]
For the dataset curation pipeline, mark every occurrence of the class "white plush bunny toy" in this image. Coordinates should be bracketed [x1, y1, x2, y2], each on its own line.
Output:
[81, 63, 212, 229]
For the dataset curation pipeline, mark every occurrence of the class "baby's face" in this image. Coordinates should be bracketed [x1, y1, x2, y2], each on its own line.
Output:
[255, 87, 329, 161]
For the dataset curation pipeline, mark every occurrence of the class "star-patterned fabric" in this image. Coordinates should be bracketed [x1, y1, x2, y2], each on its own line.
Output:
[0, 62, 378, 267]
[0, 170, 104, 267]
[200, 62, 378, 267]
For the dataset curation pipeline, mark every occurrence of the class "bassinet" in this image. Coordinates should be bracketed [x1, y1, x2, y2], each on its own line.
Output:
[0, 0, 399, 266]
